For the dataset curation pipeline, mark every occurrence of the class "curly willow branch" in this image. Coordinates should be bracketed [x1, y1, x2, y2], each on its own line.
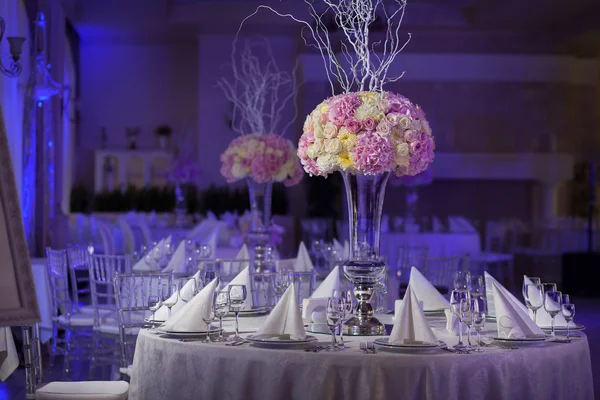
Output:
[239, 0, 411, 95]
[217, 37, 300, 137]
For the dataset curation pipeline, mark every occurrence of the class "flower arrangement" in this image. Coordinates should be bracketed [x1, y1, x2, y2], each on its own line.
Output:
[171, 157, 202, 184]
[298, 91, 434, 177]
[220, 133, 303, 186]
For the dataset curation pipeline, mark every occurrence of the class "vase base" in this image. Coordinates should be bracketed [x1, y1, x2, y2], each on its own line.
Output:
[343, 316, 386, 336]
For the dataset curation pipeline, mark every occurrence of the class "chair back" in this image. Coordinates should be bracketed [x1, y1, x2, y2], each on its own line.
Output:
[66, 244, 92, 311]
[22, 324, 44, 399]
[247, 270, 276, 309]
[89, 254, 131, 326]
[421, 256, 460, 292]
[46, 248, 73, 318]
[95, 219, 116, 255]
[113, 272, 173, 367]
[396, 245, 429, 283]
[117, 219, 136, 254]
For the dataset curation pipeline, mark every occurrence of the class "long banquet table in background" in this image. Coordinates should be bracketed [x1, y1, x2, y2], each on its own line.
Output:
[128, 315, 593, 400]
[380, 232, 482, 268]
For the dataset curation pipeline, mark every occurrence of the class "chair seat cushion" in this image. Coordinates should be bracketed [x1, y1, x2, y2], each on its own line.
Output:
[36, 381, 129, 400]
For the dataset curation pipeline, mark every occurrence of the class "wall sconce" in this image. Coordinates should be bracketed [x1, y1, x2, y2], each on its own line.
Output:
[0, 16, 26, 78]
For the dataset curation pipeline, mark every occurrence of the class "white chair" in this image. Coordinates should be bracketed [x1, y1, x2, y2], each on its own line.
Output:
[21, 324, 129, 400]
[420, 256, 460, 295]
[95, 220, 116, 255]
[469, 221, 515, 290]
[88, 255, 132, 377]
[113, 272, 173, 375]
[395, 245, 429, 284]
[46, 248, 94, 380]
[66, 244, 92, 314]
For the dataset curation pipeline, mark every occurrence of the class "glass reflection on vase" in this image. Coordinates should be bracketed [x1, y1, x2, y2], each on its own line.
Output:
[247, 179, 273, 272]
[341, 171, 389, 336]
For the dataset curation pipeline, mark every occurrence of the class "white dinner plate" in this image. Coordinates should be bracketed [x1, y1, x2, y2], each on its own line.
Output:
[374, 337, 445, 349]
[157, 326, 220, 338]
[230, 307, 270, 317]
[424, 309, 447, 315]
[245, 334, 318, 347]
[540, 323, 585, 332]
[492, 336, 548, 344]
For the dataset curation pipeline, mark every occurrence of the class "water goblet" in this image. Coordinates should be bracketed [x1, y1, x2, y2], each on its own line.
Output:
[274, 269, 293, 301]
[526, 283, 544, 324]
[460, 298, 474, 350]
[147, 295, 161, 332]
[213, 291, 229, 342]
[228, 284, 247, 341]
[326, 298, 342, 351]
[453, 271, 471, 291]
[160, 284, 178, 319]
[450, 290, 470, 349]
[522, 277, 541, 306]
[178, 277, 197, 304]
[472, 310, 485, 352]
[543, 291, 562, 337]
[204, 268, 219, 286]
[562, 297, 575, 340]
[542, 283, 557, 294]
[201, 303, 214, 343]
[470, 275, 484, 297]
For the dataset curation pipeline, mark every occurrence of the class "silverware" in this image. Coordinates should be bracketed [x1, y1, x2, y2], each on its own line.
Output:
[304, 345, 325, 352]
[312, 345, 329, 352]
[441, 346, 470, 354]
[360, 342, 376, 354]
[225, 339, 249, 346]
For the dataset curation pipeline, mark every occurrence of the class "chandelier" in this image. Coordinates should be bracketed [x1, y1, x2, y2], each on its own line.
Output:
[0, 16, 25, 77]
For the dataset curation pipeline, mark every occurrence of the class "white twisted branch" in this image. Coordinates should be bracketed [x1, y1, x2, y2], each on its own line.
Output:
[217, 38, 299, 136]
[239, 0, 411, 94]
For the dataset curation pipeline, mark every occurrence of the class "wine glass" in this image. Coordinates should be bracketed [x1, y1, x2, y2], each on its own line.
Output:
[274, 269, 293, 301]
[213, 291, 229, 342]
[542, 283, 557, 294]
[178, 277, 197, 304]
[450, 290, 470, 349]
[228, 284, 247, 341]
[471, 297, 486, 352]
[526, 283, 544, 324]
[562, 295, 575, 340]
[543, 291, 562, 337]
[470, 275, 484, 297]
[326, 297, 342, 351]
[332, 290, 351, 349]
[201, 303, 214, 343]
[153, 247, 163, 269]
[460, 298, 474, 350]
[522, 277, 541, 307]
[147, 295, 161, 332]
[160, 284, 178, 319]
[453, 271, 471, 291]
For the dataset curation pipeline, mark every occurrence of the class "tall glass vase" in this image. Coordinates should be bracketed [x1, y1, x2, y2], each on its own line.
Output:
[341, 171, 390, 335]
[247, 179, 273, 272]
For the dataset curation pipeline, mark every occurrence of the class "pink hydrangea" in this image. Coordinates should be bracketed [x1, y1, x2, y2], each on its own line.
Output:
[351, 131, 395, 175]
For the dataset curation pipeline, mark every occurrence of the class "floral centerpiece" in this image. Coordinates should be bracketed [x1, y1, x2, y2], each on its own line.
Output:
[243, 0, 435, 334]
[220, 133, 303, 186]
[218, 39, 302, 272]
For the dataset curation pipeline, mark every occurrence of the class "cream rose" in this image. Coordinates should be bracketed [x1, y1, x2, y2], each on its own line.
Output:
[411, 119, 422, 131]
[376, 120, 391, 137]
[316, 154, 338, 172]
[314, 123, 325, 139]
[324, 138, 343, 154]
[231, 163, 249, 179]
[307, 139, 325, 159]
[324, 122, 338, 139]
[398, 115, 411, 130]
[303, 114, 313, 132]
[396, 143, 410, 157]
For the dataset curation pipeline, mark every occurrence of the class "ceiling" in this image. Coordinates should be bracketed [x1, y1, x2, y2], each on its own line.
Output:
[60, 0, 600, 54]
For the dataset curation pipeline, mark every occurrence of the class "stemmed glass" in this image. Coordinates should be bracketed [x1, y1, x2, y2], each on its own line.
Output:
[470, 275, 484, 297]
[374, 271, 388, 314]
[160, 284, 178, 319]
[522, 277, 541, 306]
[450, 290, 470, 349]
[526, 283, 544, 324]
[147, 295, 161, 332]
[460, 298, 474, 350]
[274, 269, 293, 302]
[562, 295, 575, 340]
[213, 291, 229, 342]
[228, 284, 247, 341]
[178, 277, 197, 304]
[472, 295, 486, 352]
[326, 298, 343, 351]
[453, 271, 471, 291]
[199, 244, 212, 259]
[201, 303, 214, 343]
[312, 240, 323, 269]
[543, 291, 562, 337]
[333, 290, 352, 349]
[204, 268, 219, 286]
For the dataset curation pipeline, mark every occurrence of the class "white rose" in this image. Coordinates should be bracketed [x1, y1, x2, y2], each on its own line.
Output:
[231, 163, 249, 179]
[316, 154, 338, 172]
[314, 122, 325, 139]
[324, 122, 338, 139]
[307, 139, 325, 159]
[396, 143, 409, 157]
[397, 115, 411, 130]
[324, 138, 343, 154]
[376, 120, 391, 137]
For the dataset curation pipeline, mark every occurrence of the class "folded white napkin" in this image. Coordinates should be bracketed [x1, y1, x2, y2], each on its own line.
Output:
[523, 275, 574, 328]
[294, 242, 314, 272]
[224, 266, 254, 308]
[133, 239, 164, 271]
[408, 267, 450, 311]
[202, 227, 219, 254]
[206, 211, 217, 221]
[444, 309, 467, 336]
[302, 267, 340, 322]
[160, 278, 219, 332]
[485, 272, 529, 317]
[457, 217, 476, 233]
[255, 283, 306, 340]
[222, 244, 250, 276]
[394, 298, 423, 319]
[389, 285, 438, 345]
[492, 282, 545, 339]
[186, 220, 215, 242]
[163, 240, 186, 273]
[154, 270, 202, 321]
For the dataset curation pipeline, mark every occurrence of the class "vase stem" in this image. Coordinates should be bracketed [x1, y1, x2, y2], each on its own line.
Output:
[247, 179, 273, 272]
[341, 172, 389, 336]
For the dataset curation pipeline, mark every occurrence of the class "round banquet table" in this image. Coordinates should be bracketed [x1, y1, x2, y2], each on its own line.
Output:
[128, 315, 593, 400]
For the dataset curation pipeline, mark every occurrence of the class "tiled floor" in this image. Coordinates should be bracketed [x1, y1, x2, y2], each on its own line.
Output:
[2, 300, 599, 400]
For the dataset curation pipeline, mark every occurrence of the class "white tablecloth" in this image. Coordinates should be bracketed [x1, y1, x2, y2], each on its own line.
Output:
[129, 315, 593, 400]
[381, 232, 481, 268]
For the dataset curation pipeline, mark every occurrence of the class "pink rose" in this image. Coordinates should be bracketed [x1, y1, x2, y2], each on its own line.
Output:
[410, 141, 423, 154]
[405, 130, 418, 142]
[363, 118, 377, 131]
[376, 120, 391, 136]
[344, 118, 362, 134]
